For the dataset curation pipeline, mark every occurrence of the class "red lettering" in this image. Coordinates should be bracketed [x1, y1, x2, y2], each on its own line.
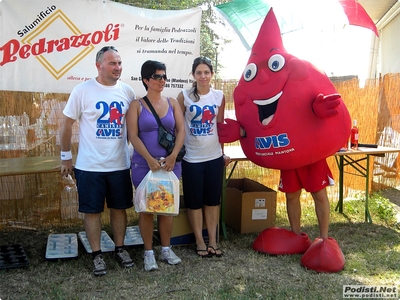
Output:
[79, 33, 92, 46]
[31, 38, 47, 56]
[0, 23, 121, 66]
[57, 38, 70, 51]
[46, 39, 58, 53]
[70, 35, 80, 48]
[91, 31, 103, 44]
[104, 23, 120, 42]
[19, 44, 31, 59]
[0, 39, 20, 66]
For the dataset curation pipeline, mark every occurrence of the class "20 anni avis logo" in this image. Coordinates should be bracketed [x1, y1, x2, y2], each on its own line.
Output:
[96, 102, 126, 139]
[0, 6, 121, 79]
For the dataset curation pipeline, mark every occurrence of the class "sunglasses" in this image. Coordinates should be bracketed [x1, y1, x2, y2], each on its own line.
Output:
[96, 46, 118, 61]
[150, 74, 167, 81]
[194, 56, 212, 63]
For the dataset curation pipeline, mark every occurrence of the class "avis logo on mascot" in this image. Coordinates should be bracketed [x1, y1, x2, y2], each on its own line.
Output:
[218, 8, 351, 273]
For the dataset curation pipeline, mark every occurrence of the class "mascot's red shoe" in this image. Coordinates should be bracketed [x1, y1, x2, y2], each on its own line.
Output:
[252, 227, 312, 255]
[301, 237, 345, 273]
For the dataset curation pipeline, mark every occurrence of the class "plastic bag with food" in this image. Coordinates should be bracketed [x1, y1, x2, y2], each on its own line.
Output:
[134, 169, 180, 216]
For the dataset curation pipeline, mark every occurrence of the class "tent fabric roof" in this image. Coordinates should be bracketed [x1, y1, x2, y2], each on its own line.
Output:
[216, 0, 395, 51]
[216, 0, 272, 50]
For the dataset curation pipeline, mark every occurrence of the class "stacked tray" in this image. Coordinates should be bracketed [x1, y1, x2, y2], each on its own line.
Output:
[45, 233, 78, 259]
[0, 244, 29, 269]
[78, 230, 115, 253]
[124, 226, 144, 246]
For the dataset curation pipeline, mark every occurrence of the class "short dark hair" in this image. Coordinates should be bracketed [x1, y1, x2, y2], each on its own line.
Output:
[141, 60, 167, 91]
[96, 46, 118, 63]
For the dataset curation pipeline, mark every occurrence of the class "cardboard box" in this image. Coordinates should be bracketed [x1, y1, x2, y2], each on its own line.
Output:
[225, 178, 276, 234]
[169, 196, 218, 245]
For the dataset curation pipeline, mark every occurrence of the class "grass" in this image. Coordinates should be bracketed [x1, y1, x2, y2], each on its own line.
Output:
[0, 192, 400, 300]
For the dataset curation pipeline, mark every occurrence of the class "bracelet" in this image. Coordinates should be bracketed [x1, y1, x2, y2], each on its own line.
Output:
[61, 150, 72, 160]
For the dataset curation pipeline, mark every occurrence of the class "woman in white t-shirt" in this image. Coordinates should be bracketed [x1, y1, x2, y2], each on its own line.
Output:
[177, 57, 231, 258]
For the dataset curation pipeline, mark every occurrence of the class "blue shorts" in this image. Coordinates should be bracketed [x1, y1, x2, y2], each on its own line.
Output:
[182, 156, 224, 209]
[74, 168, 133, 213]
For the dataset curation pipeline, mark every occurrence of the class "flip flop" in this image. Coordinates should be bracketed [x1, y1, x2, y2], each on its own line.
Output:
[195, 247, 211, 258]
[207, 246, 223, 257]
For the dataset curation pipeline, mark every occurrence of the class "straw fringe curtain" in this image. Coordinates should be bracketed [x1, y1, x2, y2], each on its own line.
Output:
[1, 74, 399, 224]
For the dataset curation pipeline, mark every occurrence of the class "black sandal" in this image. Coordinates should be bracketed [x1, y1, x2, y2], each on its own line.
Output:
[195, 247, 211, 258]
[207, 246, 223, 257]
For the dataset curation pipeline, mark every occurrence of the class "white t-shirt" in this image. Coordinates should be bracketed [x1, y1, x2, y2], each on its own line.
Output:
[63, 78, 135, 171]
[182, 87, 223, 163]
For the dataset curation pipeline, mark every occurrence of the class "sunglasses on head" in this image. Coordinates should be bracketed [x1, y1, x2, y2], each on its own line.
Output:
[194, 56, 212, 63]
[150, 74, 167, 81]
[96, 46, 118, 61]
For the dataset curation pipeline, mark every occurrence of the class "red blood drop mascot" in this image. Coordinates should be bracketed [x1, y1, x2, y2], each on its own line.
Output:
[218, 8, 350, 273]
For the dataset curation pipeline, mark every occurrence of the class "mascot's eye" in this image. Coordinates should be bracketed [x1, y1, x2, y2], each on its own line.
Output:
[268, 54, 285, 72]
[243, 63, 257, 82]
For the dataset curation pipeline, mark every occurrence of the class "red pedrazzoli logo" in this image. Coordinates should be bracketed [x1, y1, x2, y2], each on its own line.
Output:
[0, 9, 121, 79]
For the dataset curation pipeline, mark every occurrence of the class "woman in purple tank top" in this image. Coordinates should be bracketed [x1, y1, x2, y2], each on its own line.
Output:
[126, 60, 185, 271]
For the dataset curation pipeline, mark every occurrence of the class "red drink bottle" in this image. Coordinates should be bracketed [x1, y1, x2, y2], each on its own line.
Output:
[350, 119, 358, 149]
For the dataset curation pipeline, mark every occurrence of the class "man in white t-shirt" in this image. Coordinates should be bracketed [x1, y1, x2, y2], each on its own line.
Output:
[60, 46, 136, 276]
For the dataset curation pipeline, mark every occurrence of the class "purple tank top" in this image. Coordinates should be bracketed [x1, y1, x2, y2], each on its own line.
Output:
[132, 98, 176, 161]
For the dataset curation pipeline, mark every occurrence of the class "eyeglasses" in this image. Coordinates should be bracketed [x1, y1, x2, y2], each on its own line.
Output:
[194, 56, 212, 63]
[150, 74, 167, 81]
[96, 46, 118, 62]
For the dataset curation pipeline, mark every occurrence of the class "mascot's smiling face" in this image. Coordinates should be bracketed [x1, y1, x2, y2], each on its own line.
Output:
[233, 8, 351, 170]
[241, 51, 309, 126]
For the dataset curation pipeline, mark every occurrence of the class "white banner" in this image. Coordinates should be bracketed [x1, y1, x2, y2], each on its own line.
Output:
[0, 0, 201, 97]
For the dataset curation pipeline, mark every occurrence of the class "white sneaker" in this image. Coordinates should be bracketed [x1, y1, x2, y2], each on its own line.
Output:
[159, 246, 181, 265]
[143, 252, 158, 271]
